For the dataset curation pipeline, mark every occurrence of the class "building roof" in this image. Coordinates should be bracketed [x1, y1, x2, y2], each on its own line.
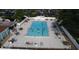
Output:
[0, 25, 7, 32]
[1, 19, 14, 27]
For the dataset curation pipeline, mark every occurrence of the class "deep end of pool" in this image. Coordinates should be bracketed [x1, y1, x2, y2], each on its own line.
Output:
[27, 21, 49, 36]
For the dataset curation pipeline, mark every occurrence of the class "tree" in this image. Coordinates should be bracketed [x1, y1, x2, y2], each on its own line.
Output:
[13, 9, 25, 22]
[57, 9, 79, 43]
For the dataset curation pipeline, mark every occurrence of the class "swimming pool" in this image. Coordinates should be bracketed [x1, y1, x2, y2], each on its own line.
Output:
[27, 21, 48, 36]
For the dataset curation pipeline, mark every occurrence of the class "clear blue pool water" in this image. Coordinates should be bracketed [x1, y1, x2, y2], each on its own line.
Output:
[27, 21, 48, 36]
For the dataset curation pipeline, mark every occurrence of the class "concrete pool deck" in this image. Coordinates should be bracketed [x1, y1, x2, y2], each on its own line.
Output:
[2, 17, 72, 49]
